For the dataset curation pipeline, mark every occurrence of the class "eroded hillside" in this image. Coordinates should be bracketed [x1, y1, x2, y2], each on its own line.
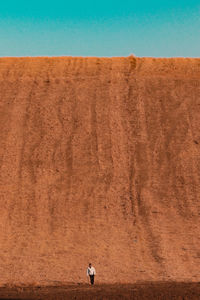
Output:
[0, 56, 200, 285]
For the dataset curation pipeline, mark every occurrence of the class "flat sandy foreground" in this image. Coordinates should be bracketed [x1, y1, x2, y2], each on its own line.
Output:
[0, 282, 200, 300]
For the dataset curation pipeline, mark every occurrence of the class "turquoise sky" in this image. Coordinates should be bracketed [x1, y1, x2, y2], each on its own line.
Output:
[0, 0, 199, 57]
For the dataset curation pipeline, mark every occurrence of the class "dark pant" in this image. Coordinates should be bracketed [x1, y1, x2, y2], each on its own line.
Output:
[89, 275, 95, 285]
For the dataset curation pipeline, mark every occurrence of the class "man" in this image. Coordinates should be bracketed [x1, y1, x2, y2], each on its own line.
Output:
[86, 263, 96, 285]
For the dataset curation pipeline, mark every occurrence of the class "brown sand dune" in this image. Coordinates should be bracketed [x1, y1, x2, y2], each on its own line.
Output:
[0, 56, 200, 286]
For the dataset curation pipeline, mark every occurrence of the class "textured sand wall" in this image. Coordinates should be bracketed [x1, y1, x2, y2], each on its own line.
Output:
[0, 57, 200, 285]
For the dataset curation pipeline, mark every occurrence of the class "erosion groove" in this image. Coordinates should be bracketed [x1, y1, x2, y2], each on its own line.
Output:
[0, 56, 200, 285]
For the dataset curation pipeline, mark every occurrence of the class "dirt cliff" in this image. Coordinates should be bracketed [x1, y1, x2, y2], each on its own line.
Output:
[0, 56, 199, 285]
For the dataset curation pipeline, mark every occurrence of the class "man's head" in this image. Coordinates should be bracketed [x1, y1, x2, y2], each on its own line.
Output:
[89, 263, 92, 268]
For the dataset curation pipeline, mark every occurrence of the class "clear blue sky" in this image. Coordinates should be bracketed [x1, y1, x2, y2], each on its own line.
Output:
[0, 0, 199, 57]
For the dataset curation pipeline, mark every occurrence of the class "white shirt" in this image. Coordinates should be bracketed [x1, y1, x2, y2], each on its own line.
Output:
[87, 266, 96, 276]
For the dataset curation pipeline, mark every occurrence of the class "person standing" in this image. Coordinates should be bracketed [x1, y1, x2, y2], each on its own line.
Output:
[86, 263, 96, 285]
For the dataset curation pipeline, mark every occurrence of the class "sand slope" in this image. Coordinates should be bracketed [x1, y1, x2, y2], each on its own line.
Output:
[0, 56, 200, 285]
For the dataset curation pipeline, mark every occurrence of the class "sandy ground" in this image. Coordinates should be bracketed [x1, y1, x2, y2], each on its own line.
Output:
[0, 57, 200, 284]
[0, 282, 200, 299]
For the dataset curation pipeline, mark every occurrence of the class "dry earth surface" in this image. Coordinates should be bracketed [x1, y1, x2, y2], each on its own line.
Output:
[0, 283, 200, 300]
[0, 57, 200, 291]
